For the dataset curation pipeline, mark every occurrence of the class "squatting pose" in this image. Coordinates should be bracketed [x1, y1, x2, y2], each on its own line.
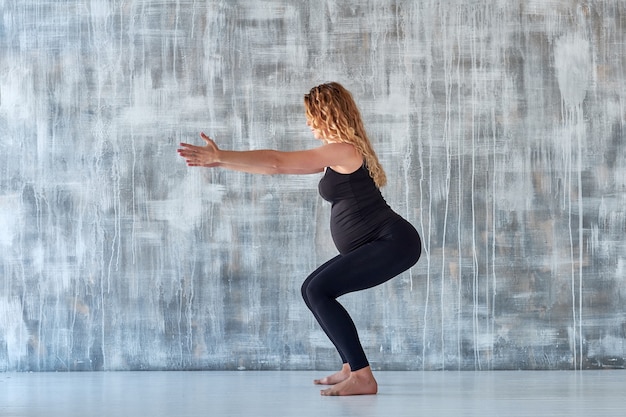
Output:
[178, 82, 421, 396]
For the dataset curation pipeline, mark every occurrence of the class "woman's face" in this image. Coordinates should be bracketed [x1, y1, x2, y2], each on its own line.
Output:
[306, 118, 326, 141]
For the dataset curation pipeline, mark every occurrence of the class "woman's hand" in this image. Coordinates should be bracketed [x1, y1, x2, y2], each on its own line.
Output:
[177, 132, 221, 167]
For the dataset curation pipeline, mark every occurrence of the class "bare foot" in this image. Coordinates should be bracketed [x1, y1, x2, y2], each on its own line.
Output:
[320, 366, 378, 396]
[314, 363, 350, 385]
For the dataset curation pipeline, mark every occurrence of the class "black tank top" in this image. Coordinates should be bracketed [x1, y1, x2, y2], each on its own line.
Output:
[318, 165, 401, 254]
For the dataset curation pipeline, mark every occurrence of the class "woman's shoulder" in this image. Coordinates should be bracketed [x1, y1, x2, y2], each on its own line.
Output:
[324, 143, 363, 174]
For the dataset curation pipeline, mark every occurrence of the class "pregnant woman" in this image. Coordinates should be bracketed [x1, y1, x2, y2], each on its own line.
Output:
[177, 82, 421, 396]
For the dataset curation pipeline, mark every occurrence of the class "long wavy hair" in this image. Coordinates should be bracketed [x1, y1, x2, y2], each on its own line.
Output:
[304, 82, 387, 188]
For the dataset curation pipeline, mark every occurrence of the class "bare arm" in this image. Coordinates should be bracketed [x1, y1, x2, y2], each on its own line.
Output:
[177, 132, 360, 175]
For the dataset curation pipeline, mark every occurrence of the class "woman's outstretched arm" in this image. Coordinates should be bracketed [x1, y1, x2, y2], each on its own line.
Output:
[177, 132, 360, 175]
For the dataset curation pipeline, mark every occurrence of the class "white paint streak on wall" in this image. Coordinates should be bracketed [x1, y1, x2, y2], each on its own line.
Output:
[0, 0, 625, 371]
[554, 33, 591, 370]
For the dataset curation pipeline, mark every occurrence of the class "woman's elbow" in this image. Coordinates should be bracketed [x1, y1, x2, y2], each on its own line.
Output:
[271, 165, 294, 175]
[268, 154, 296, 174]
[273, 166, 322, 175]
[268, 153, 322, 175]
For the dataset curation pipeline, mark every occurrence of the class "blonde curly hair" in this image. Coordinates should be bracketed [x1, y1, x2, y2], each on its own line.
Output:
[304, 82, 387, 188]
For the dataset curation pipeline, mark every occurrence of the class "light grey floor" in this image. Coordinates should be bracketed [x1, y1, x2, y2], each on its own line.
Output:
[0, 370, 623, 417]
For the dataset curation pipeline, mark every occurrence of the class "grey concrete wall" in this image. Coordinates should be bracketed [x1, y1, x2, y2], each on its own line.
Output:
[1, 1, 625, 371]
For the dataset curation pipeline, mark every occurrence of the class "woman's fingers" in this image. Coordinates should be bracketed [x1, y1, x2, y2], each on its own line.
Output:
[200, 133, 219, 152]
[177, 142, 195, 152]
[200, 132, 218, 148]
[177, 145, 195, 158]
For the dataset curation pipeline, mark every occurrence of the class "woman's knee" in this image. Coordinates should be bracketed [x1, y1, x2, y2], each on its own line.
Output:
[302, 279, 331, 310]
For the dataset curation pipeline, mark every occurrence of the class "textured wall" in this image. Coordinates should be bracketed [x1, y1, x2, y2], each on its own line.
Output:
[1, 0, 625, 372]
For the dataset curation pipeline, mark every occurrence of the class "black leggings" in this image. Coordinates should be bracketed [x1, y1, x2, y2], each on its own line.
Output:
[301, 218, 421, 371]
